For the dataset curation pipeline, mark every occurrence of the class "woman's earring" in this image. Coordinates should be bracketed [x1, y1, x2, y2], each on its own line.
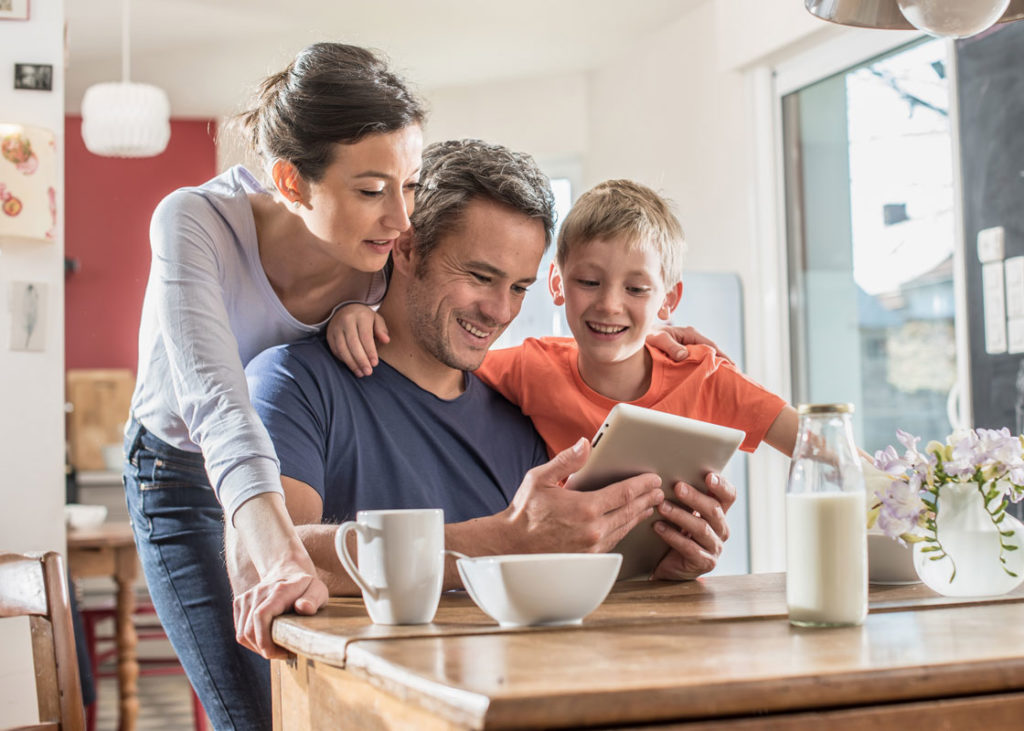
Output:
[292, 199, 301, 209]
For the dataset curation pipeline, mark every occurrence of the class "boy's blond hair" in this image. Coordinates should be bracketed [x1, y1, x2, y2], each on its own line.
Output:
[556, 179, 686, 287]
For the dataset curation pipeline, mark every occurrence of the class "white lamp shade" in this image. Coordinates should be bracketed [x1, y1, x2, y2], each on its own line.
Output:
[81, 82, 171, 158]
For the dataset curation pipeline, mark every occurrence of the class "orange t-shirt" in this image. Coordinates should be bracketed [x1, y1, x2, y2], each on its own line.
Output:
[476, 338, 786, 458]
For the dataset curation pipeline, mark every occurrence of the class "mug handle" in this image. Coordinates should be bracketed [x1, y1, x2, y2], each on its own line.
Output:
[335, 522, 379, 600]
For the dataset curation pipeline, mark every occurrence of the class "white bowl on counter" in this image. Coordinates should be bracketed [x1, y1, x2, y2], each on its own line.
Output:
[868, 531, 919, 584]
[456, 552, 621, 628]
[65, 503, 108, 531]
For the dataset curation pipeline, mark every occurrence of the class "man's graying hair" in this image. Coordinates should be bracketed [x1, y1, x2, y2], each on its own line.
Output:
[410, 140, 555, 268]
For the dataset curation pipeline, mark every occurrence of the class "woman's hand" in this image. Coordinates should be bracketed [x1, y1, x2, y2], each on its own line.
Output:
[326, 303, 390, 377]
[226, 494, 329, 659]
[645, 325, 733, 364]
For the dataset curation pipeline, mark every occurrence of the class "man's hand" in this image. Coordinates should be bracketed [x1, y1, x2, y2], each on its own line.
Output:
[645, 325, 733, 364]
[231, 565, 328, 660]
[326, 303, 389, 377]
[498, 438, 665, 554]
[651, 471, 736, 580]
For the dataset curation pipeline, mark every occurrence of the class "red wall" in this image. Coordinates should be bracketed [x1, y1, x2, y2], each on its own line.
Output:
[64, 117, 218, 372]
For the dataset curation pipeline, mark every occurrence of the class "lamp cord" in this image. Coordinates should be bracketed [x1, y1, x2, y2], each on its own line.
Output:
[121, 0, 130, 83]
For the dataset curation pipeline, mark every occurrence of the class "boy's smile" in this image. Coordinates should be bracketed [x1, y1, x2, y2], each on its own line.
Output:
[551, 236, 681, 399]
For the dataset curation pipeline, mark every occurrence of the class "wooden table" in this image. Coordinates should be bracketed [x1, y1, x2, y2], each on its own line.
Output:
[272, 573, 1024, 729]
[67, 522, 139, 731]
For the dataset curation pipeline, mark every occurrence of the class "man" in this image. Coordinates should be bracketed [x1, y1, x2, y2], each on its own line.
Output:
[231, 140, 736, 658]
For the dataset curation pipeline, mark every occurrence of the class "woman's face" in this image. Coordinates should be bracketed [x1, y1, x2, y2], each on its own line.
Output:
[301, 124, 423, 273]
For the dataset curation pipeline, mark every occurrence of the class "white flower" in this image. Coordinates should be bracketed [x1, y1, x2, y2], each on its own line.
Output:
[873, 427, 1024, 543]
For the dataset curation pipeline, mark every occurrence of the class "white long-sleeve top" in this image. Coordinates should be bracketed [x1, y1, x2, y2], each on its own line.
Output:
[131, 166, 387, 519]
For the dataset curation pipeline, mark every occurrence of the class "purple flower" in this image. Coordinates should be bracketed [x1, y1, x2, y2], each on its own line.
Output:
[872, 428, 1024, 542]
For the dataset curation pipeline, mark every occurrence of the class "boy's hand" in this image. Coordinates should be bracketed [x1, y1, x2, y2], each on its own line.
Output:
[646, 326, 733, 364]
[650, 471, 736, 580]
[326, 303, 390, 377]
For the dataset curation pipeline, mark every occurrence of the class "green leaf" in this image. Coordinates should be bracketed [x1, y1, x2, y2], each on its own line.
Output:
[919, 545, 941, 553]
[1003, 544, 1019, 551]
[929, 554, 947, 562]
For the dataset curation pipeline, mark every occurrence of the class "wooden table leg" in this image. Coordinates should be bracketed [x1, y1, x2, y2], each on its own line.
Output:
[114, 547, 139, 731]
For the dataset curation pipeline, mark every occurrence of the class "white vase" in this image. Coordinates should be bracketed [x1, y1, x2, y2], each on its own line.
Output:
[913, 482, 1024, 597]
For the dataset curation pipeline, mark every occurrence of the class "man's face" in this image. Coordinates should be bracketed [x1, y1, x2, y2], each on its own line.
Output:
[404, 197, 546, 372]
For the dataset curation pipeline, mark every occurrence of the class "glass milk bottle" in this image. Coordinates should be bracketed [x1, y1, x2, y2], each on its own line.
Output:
[786, 403, 867, 627]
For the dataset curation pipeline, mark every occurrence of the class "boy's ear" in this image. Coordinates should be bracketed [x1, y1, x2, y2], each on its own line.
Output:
[548, 262, 565, 306]
[658, 281, 684, 321]
[270, 159, 308, 207]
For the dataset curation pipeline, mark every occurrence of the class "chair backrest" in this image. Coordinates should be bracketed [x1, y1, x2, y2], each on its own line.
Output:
[0, 551, 85, 731]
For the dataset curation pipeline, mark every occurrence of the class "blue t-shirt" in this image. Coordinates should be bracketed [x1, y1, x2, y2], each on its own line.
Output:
[246, 337, 548, 523]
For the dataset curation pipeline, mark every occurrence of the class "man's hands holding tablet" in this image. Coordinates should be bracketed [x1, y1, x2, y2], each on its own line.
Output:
[650, 471, 736, 580]
[476, 433, 734, 582]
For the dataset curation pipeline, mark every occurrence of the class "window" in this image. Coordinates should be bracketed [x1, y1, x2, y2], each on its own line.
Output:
[782, 38, 958, 452]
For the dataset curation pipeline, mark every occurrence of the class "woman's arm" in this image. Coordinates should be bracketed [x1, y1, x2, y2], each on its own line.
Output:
[150, 191, 326, 656]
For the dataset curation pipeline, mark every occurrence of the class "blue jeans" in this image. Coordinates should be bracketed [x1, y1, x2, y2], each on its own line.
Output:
[123, 419, 271, 731]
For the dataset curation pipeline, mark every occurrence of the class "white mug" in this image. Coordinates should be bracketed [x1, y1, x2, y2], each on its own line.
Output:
[335, 508, 444, 625]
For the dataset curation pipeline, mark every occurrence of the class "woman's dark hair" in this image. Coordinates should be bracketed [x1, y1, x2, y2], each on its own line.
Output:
[237, 42, 426, 182]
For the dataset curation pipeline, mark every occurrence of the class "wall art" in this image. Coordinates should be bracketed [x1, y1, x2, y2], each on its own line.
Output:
[8, 280, 47, 352]
[14, 63, 52, 91]
[0, 123, 57, 242]
[0, 0, 30, 21]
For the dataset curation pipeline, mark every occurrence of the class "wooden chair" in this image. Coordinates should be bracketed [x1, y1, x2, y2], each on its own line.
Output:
[0, 551, 86, 731]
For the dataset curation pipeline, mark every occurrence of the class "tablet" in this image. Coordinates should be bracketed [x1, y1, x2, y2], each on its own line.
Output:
[566, 403, 745, 580]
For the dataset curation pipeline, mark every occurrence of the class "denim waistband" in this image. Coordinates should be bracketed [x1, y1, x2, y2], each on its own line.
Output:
[125, 416, 205, 468]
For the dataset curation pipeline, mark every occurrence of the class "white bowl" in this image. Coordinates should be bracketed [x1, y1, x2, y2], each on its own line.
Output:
[65, 503, 108, 531]
[868, 531, 920, 584]
[101, 444, 124, 471]
[457, 553, 621, 628]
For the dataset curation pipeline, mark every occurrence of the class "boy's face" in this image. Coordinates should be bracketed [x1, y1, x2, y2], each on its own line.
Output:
[550, 237, 682, 366]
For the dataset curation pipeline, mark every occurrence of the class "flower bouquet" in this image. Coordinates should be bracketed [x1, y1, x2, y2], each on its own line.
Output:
[868, 427, 1024, 596]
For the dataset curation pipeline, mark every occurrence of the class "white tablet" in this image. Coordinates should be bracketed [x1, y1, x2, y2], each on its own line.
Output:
[567, 403, 745, 580]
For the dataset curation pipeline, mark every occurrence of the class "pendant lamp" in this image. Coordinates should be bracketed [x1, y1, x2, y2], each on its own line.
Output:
[805, 0, 1024, 38]
[81, 0, 170, 157]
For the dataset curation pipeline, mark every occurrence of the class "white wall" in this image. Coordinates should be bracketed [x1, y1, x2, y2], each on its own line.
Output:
[425, 71, 588, 169]
[0, 1, 67, 725]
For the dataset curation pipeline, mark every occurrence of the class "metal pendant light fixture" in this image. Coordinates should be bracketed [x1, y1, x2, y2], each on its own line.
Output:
[80, 0, 171, 157]
[805, 0, 1024, 38]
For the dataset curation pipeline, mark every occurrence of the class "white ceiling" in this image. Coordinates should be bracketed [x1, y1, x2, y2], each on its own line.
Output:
[65, 0, 704, 118]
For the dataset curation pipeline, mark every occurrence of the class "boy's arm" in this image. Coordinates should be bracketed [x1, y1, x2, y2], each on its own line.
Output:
[763, 404, 799, 457]
[326, 303, 391, 377]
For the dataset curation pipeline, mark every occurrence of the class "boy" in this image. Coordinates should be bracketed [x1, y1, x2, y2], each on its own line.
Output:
[475, 179, 798, 459]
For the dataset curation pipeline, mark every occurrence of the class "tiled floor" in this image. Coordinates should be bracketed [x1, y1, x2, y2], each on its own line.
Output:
[93, 673, 202, 731]
[83, 594, 208, 731]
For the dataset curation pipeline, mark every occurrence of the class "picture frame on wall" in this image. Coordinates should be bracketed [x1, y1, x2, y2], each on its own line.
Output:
[14, 63, 52, 91]
[0, 0, 30, 21]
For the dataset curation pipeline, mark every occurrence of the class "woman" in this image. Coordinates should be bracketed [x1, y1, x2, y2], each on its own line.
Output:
[123, 42, 424, 730]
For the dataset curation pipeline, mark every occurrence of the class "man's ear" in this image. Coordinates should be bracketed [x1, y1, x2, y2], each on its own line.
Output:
[658, 280, 683, 320]
[270, 159, 308, 207]
[391, 229, 417, 273]
[548, 262, 566, 306]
